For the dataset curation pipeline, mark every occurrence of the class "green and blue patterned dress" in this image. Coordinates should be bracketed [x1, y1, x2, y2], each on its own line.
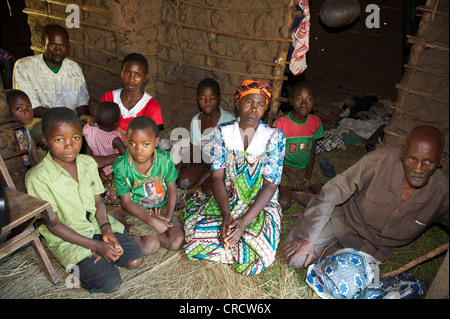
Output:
[183, 119, 285, 276]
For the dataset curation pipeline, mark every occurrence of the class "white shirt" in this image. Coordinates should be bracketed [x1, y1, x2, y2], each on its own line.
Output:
[13, 54, 89, 111]
[189, 108, 235, 163]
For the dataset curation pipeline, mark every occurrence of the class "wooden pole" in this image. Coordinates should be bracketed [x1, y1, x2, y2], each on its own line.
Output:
[268, 0, 298, 125]
[158, 42, 286, 68]
[161, 19, 292, 44]
[381, 243, 449, 278]
[155, 56, 287, 82]
[39, 0, 110, 16]
[23, 8, 119, 34]
[177, 0, 286, 12]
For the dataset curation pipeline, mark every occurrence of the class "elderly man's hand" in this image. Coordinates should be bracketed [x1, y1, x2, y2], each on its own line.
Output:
[283, 237, 315, 269]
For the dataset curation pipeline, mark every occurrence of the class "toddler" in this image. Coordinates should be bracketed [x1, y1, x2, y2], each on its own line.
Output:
[83, 101, 126, 205]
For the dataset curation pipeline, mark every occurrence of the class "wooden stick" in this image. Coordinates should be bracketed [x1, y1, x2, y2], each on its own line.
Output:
[177, 0, 288, 12]
[23, 8, 119, 34]
[161, 19, 292, 43]
[69, 39, 124, 61]
[381, 243, 449, 278]
[416, 5, 449, 17]
[403, 63, 449, 78]
[407, 35, 449, 52]
[383, 129, 407, 140]
[157, 42, 285, 68]
[268, 0, 297, 124]
[39, 0, 110, 16]
[2, 149, 28, 161]
[155, 56, 286, 81]
[395, 83, 449, 104]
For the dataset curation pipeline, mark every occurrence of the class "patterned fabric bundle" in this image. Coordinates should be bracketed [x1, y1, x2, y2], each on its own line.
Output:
[306, 248, 428, 299]
[233, 80, 272, 105]
[315, 131, 344, 154]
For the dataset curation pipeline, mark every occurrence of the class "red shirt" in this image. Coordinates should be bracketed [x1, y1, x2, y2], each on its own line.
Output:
[101, 89, 164, 132]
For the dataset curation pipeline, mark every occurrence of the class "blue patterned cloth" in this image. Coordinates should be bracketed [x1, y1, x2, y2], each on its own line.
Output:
[306, 248, 428, 299]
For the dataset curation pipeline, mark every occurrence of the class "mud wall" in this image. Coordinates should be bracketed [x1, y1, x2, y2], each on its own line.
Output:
[21, 0, 446, 149]
[23, 0, 296, 130]
[383, 0, 448, 170]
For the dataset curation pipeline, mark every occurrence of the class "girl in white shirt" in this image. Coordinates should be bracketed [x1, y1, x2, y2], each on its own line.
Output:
[176, 78, 235, 195]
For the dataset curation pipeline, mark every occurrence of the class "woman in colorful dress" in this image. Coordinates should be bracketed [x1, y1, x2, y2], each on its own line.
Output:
[183, 80, 286, 276]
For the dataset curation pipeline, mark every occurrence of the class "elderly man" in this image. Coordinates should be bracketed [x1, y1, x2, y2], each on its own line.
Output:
[284, 125, 449, 269]
[13, 24, 89, 118]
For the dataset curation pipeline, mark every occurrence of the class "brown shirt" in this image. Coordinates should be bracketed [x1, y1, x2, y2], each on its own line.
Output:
[295, 147, 449, 262]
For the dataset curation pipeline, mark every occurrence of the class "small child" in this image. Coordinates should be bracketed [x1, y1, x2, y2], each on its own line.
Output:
[176, 78, 235, 195]
[25, 107, 143, 294]
[6, 89, 40, 166]
[273, 82, 325, 213]
[83, 101, 127, 205]
[113, 115, 185, 255]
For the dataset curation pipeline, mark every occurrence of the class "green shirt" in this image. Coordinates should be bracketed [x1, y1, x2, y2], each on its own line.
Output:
[273, 113, 325, 168]
[113, 148, 178, 208]
[47, 65, 61, 74]
[25, 152, 125, 267]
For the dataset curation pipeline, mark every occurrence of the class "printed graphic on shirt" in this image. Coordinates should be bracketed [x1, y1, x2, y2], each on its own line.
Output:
[288, 141, 311, 154]
[140, 181, 165, 207]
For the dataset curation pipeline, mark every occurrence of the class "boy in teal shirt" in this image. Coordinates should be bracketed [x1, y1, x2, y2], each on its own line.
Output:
[26, 107, 143, 293]
[113, 116, 185, 255]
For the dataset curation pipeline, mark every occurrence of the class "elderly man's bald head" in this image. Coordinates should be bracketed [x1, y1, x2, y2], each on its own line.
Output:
[405, 125, 445, 153]
[401, 125, 446, 189]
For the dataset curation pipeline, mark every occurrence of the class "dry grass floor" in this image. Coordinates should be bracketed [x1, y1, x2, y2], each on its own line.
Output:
[0, 141, 448, 299]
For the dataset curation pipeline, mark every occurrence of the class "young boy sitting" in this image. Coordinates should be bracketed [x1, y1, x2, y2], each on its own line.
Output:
[112, 116, 185, 255]
[273, 82, 325, 214]
[25, 107, 143, 294]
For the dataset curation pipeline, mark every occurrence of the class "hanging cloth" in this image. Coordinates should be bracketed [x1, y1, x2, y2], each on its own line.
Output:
[289, 0, 310, 75]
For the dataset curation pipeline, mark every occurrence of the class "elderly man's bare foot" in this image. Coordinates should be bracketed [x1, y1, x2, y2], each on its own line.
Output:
[289, 210, 304, 218]
[291, 191, 314, 207]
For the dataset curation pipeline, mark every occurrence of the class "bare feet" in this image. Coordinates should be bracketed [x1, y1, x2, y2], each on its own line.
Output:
[289, 210, 304, 218]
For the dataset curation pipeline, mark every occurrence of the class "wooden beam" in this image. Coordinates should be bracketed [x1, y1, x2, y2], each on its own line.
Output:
[23, 8, 119, 34]
[161, 19, 292, 44]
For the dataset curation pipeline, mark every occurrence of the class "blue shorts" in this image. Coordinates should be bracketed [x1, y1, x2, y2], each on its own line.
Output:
[73, 231, 142, 293]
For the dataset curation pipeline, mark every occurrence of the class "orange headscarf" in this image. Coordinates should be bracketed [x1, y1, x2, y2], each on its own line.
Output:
[234, 80, 272, 105]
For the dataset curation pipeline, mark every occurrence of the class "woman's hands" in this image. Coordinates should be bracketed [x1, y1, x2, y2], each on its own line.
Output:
[220, 215, 248, 250]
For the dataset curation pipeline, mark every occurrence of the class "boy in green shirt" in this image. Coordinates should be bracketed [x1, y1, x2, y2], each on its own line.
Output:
[113, 116, 185, 255]
[273, 82, 325, 213]
[26, 107, 143, 293]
